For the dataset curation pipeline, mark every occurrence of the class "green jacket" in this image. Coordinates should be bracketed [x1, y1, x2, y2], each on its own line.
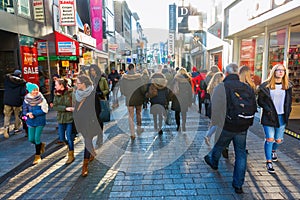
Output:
[53, 89, 74, 124]
[98, 77, 109, 100]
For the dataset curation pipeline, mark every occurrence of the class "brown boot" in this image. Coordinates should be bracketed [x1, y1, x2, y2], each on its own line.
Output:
[81, 159, 89, 177]
[40, 142, 46, 154]
[65, 151, 75, 165]
[3, 127, 9, 138]
[32, 155, 41, 165]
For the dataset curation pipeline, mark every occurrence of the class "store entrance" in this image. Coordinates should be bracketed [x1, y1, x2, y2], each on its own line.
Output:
[287, 24, 300, 136]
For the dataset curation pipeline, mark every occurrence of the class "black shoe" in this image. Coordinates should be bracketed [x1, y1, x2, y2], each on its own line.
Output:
[272, 152, 278, 162]
[204, 155, 218, 170]
[232, 183, 243, 194]
[266, 162, 275, 174]
[222, 148, 229, 159]
[176, 126, 181, 132]
[158, 130, 163, 135]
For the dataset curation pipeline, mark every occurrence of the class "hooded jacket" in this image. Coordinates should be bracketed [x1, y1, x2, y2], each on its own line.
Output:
[148, 73, 169, 107]
[120, 71, 146, 106]
[257, 81, 292, 127]
[4, 73, 26, 107]
[171, 73, 193, 112]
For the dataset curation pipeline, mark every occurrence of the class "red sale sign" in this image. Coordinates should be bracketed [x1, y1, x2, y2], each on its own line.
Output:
[20, 46, 39, 85]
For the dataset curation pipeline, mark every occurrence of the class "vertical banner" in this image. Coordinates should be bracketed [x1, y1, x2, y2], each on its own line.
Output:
[33, 0, 45, 22]
[168, 32, 175, 56]
[20, 46, 39, 85]
[169, 4, 176, 32]
[59, 0, 76, 26]
[90, 0, 103, 50]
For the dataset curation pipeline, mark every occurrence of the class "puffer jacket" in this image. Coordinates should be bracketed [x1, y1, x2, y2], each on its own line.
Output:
[22, 93, 48, 127]
[120, 71, 146, 106]
[4, 74, 26, 106]
[53, 89, 74, 124]
[257, 81, 292, 127]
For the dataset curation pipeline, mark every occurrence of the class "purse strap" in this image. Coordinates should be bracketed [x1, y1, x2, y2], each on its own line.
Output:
[77, 98, 86, 111]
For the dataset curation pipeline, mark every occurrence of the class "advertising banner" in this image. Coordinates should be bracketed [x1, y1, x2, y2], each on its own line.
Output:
[20, 46, 39, 85]
[33, 0, 44, 22]
[168, 32, 175, 56]
[59, 0, 76, 26]
[90, 0, 103, 50]
[169, 4, 176, 32]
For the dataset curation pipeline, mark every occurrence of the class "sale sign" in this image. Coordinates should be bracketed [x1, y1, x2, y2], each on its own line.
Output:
[20, 46, 39, 85]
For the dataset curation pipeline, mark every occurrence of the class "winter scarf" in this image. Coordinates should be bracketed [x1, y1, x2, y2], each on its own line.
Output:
[24, 92, 43, 106]
[75, 85, 94, 102]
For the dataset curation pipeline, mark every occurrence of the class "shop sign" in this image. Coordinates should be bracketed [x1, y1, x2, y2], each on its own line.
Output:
[108, 43, 118, 50]
[77, 32, 96, 47]
[58, 41, 77, 55]
[62, 60, 69, 67]
[20, 46, 39, 85]
[168, 32, 175, 55]
[169, 4, 176, 31]
[37, 41, 47, 56]
[83, 51, 93, 64]
[33, 0, 45, 23]
[59, 0, 76, 26]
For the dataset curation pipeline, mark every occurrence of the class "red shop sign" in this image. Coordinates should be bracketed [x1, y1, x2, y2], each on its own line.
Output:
[55, 31, 79, 56]
[20, 46, 39, 85]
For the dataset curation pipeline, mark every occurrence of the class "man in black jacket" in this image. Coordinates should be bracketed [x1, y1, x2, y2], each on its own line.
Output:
[3, 70, 26, 138]
[204, 63, 257, 194]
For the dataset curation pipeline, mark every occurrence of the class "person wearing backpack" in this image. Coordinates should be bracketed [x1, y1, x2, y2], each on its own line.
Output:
[204, 63, 257, 194]
[257, 64, 292, 174]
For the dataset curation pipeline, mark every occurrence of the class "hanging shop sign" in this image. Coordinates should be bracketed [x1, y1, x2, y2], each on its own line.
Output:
[59, 0, 76, 26]
[62, 60, 70, 67]
[20, 46, 39, 85]
[37, 41, 47, 56]
[90, 0, 103, 50]
[83, 51, 93, 65]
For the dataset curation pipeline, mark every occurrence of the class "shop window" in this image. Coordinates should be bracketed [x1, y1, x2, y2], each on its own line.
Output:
[239, 34, 264, 86]
[288, 25, 300, 103]
[0, 0, 14, 14]
[268, 29, 286, 68]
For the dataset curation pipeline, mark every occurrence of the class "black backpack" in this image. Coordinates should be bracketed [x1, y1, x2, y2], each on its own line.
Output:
[224, 81, 257, 127]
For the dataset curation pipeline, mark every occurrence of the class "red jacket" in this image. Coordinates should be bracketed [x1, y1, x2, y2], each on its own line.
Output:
[191, 73, 206, 94]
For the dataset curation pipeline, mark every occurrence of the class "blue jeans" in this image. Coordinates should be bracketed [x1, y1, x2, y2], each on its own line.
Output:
[208, 129, 247, 188]
[58, 123, 74, 151]
[263, 114, 286, 161]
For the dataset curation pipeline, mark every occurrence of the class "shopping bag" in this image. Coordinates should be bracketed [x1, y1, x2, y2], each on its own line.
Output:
[100, 100, 110, 122]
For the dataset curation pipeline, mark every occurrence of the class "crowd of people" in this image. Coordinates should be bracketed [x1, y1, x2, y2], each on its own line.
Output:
[2, 62, 292, 194]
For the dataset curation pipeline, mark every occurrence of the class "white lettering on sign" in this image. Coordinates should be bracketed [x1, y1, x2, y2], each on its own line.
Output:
[23, 67, 39, 74]
[168, 32, 175, 55]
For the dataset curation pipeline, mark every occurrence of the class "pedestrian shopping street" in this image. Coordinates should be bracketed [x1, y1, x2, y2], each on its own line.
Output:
[0, 96, 300, 200]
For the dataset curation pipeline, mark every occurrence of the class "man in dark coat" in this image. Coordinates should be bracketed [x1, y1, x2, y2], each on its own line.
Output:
[3, 70, 26, 138]
[120, 64, 146, 139]
[108, 67, 120, 108]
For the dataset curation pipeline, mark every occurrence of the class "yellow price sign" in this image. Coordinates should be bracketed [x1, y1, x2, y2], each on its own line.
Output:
[62, 60, 69, 67]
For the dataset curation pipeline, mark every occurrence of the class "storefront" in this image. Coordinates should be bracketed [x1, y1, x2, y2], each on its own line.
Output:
[225, 0, 300, 137]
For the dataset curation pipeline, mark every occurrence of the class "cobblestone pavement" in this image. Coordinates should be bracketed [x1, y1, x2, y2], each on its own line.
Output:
[0, 100, 300, 199]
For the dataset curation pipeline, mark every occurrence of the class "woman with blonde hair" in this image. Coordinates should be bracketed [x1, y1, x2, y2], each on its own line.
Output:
[204, 72, 224, 145]
[239, 65, 256, 91]
[257, 64, 292, 174]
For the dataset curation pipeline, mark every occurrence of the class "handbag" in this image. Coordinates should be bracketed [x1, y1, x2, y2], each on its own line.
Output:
[99, 100, 110, 122]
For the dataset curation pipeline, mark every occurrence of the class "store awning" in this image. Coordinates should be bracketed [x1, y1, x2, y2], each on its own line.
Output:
[55, 31, 79, 56]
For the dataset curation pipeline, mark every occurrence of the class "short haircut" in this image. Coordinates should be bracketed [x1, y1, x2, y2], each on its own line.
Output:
[128, 63, 135, 70]
[225, 63, 239, 74]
